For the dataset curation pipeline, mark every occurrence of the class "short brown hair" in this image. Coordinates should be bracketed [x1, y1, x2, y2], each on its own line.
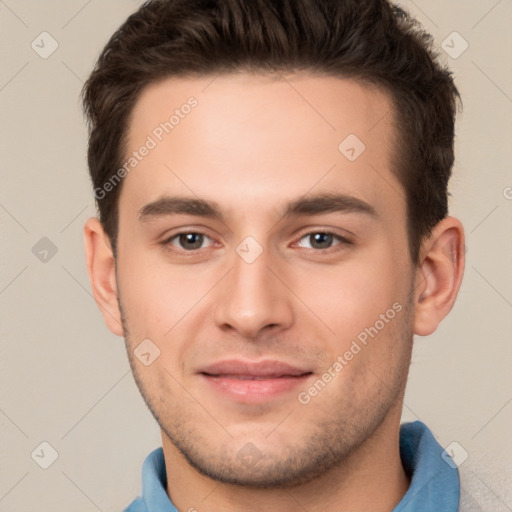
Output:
[82, 0, 461, 264]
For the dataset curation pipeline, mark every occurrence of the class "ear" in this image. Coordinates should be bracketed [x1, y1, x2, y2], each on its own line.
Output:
[83, 217, 124, 337]
[413, 216, 465, 336]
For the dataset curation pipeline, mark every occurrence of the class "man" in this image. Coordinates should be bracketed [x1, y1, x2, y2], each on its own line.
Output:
[82, 0, 473, 510]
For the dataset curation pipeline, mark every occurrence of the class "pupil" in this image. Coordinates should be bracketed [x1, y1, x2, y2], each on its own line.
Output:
[180, 233, 202, 249]
[311, 233, 332, 249]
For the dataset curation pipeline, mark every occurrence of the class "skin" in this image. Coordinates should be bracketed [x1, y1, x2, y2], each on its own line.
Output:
[84, 72, 465, 512]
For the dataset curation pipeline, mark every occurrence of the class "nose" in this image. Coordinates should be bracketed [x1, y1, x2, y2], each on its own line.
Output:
[213, 244, 295, 339]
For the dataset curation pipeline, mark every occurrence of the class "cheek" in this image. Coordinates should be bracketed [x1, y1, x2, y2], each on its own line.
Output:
[298, 248, 412, 385]
[117, 251, 202, 339]
[298, 251, 404, 340]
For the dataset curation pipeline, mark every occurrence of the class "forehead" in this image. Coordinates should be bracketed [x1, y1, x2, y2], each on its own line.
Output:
[121, 72, 404, 223]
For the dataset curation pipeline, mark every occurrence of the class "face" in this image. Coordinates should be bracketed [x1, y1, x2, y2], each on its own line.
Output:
[115, 72, 416, 486]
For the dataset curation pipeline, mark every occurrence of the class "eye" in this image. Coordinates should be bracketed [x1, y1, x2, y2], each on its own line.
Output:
[162, 231, 214, 251]
[160, 229, 352, 254]
[296, 231, 351, 251]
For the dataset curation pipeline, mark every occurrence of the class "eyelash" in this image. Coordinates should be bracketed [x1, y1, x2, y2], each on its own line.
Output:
[159, 229, 353, 255]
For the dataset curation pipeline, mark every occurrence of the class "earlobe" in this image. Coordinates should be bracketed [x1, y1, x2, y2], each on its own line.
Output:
[83, 217, 124, 337]
[413, 216, 465, 336]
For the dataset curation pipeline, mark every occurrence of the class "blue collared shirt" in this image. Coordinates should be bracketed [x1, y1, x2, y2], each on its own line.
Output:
[123, 421, 460, 511]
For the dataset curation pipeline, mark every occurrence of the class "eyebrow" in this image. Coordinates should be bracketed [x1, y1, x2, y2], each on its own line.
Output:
[138, 192, 378, 223]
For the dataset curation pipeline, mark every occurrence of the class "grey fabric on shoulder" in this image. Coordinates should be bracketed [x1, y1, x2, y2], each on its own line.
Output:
[459, 464, 510, 511]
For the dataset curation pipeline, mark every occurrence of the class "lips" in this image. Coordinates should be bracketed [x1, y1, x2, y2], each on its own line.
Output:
[198, 359, 313, 403]
[199, 359, 311, 379]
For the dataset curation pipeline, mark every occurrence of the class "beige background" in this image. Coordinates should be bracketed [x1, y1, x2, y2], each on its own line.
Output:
[1, 0, 511, 510]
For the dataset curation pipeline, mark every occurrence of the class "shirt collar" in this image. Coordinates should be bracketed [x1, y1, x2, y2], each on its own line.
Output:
[393, 421, 460, 511]
[138, 446, 177, 512]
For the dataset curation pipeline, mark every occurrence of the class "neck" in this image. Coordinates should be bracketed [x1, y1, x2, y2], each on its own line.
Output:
[161, 411, 410, 512]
